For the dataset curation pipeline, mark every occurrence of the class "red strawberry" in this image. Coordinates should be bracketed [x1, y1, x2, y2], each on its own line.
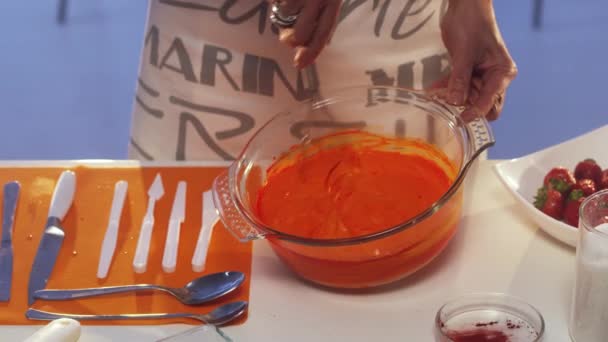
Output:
[574, 159, 602, 183]
[572, 179, 597, 197]
[543, 167, 576, 195]
[600, 169, 608, 190]
[564, 189, 585, 227]
[534, 187, 565, 220]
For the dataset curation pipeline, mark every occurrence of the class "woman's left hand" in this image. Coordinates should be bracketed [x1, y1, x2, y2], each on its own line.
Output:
[269, 0, 342, 69]
[440, 0, 518, 121]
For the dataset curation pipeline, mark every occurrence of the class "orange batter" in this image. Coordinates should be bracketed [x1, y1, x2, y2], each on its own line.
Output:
[255, 131, 454, 239]
[253, 130, 461, 288]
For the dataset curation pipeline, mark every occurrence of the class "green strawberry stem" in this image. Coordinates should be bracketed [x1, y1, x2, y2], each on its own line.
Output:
[534, 187, 547, 209]
[549, 178, 571, 194]
[569, 189, 584, 201]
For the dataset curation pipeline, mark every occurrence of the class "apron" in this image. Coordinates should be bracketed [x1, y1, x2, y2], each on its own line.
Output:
[129, 0, 450, 161]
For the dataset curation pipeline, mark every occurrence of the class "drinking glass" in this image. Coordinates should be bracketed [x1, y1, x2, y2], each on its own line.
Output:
[569, 189, 608, 342]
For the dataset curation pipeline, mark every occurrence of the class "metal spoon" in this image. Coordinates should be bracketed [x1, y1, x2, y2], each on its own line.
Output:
[33, 271, 245, 305]
[26, 300, 248, 325]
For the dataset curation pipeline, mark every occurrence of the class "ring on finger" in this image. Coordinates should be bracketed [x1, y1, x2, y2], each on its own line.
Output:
[490, 92, 505, 118]
[270, 1, 302, 28]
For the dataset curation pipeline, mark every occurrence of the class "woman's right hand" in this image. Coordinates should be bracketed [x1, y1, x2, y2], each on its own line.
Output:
[269, 0, 342, 69]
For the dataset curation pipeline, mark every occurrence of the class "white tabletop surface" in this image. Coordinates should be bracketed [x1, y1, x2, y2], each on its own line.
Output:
[4, 159, 575, 341]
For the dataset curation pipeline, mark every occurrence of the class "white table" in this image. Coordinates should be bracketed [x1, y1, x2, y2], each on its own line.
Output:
[5, 160, 575, 341]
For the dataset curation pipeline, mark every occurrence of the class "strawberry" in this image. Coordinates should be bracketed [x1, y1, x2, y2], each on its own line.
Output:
[564, 189, 585, 227]
[572, 179, 597, 197]
[543, 167, 575, 187]
[600, 169, 608, 190]
[574, 159, 602, 183]
[534, 187, 565, 220]
[543, 167, 575, 194]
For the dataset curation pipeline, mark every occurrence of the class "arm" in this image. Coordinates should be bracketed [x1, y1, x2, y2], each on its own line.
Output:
[441, 0, 518, 121]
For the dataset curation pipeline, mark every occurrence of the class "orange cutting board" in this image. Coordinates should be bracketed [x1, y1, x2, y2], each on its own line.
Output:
[0, 165, 252, 325]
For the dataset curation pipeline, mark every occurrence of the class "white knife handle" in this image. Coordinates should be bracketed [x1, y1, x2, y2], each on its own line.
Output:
[108, 181, 128, 220]
[23, 318, 81, 342]
[192, 191, 219, 273]
[97, 220, 118, 279]
[48, 171, 76, 220]
[97, 181, 128, 279]
[133, 219, 154, 274]
[162, 219, 181, 273]
[191, 217, 217, 273]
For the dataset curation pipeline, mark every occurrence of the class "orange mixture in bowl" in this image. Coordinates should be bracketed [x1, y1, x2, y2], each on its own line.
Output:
[255, 131, 456, 239]
[253, 130, 461, 288]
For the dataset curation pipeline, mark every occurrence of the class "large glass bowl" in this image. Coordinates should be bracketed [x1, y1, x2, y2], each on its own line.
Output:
[213, 86, 494, 289]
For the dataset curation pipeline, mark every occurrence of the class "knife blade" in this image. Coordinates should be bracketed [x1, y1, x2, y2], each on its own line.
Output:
[0, 181, 20, 302]
[28, 171, 76, 305]
[28, 220, 64, 306]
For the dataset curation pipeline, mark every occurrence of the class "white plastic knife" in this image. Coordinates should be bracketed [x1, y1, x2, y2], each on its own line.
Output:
[97, 180, 128, 279]
[28, 170, 76, 305]
[162, 181, 186, 273]
[192, 190, 219, 273]
[0, 181, 20, 302]
[133, 173, 164, 274]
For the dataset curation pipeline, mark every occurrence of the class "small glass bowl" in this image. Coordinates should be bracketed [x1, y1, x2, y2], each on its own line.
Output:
[434, 292, 545, 341]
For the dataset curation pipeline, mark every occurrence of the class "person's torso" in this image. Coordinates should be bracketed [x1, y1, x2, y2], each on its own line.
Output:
[129, 0, 450, 161]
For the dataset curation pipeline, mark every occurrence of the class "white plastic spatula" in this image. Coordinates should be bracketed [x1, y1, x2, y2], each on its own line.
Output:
[97, 180, 128, 279]
[162, 181, 187, 273]
[191, 190, 219, 273]
[133, 173, 164, 274]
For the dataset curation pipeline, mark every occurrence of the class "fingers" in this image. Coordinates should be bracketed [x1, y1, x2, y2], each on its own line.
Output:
[429, 75, 449, 89]
[429, 71, 506, 122]
[277, 0, 320, 47]
[278, 27, 296, 46]
[466, 78, 503, 121]
[461, 62, 517, 122]
[286, 0, 322, 47]
[293, 1, 341, 68]
[485, 91, 505, 121]
[467, 77, 482, 106]
[447, 52, 474, 106]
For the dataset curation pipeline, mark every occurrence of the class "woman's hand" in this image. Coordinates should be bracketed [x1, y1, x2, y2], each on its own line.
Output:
[440, 0, 518, 121]
[269, 0, 342, 69]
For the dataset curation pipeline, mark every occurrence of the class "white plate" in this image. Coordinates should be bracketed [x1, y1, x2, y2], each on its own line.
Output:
[493, 125, 608, 247]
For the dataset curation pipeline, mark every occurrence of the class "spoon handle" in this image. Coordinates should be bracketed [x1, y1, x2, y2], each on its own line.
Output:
[34, 284, 165, 300]
[26, 309, 202, 322]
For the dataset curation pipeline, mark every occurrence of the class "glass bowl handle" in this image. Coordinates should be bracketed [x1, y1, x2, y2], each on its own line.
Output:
[212, 170, 265, 243]
[463, 117, 496, 171]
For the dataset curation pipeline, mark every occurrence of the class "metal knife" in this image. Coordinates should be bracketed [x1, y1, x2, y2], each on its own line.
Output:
[0, 181, 20, 302]
[28, 171, 76, 305]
